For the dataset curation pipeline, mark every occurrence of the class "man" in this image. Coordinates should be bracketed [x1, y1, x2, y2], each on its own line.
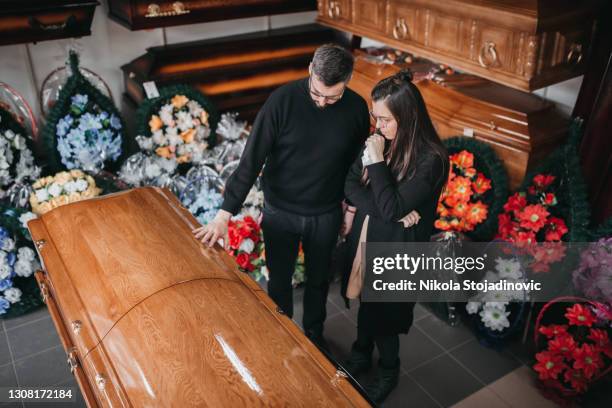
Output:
[193, 44, 370, 347]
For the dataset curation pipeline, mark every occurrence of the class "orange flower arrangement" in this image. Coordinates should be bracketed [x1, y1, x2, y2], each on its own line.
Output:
[435, 150, 492, 233]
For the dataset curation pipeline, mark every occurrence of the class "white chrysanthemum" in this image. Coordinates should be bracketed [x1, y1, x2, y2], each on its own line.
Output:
[239, 238, 255, 254]
[495, 257, 522, 279]
[159, 104, 174, 126]
[19, 212, 37, 230]
[176, 111, 194, 132]
[466, 301, 481, 315]
[47, 182, 63, 198]
[4, 287, 22, 303]
[73, 179, 88, 192]
[187, 100, 203, 116]
[484, 301, 508, 311]
[14, 260, 34, 277]
[0, 263, 10, 280]
[63, 180, 78, 194]
[479, 305, 510, 332]
[144, 163, 161, 179]
[17, 247, 35, 262]
[13, 135, 26, 150]
[136, 135, 154, 151]
[157, 157, 177, 173]
[152, 130, 165, 146]
[167, 133, 183, 147]
[35, 188, 49, 202]
[1, 238, 15, 252]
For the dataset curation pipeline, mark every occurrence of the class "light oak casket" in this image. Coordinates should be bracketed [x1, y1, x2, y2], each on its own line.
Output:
[27, 187, 370, 407]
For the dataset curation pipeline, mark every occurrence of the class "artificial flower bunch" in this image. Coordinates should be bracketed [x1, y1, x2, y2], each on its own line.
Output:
[435, 150, 492, 233]
[572, 237, 612, 303]
[118, 152, 179, 188]
[0, 108, 41, 206]
[137, 94, 211, 165]
[55, 93, 123, 172]
[466, 257, 526, 332]
[534, 303, 611, 396]
[29, 170, 102, 215]
[227, 215, 266, 281]
[496, 174, 569, 272]
[497, 174, 568, 243]
[0, 226, 40, 315]
[180, 175, 223, 226]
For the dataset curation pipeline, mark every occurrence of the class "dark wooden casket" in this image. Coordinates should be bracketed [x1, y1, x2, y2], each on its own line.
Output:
[28, 187, 370, 407]
[0, 0, 98, 46]
[350, 51, 568, 189]
[108, 0, 317, 30]
[317, 0, 603, 92]
[121, 24, 337, 123]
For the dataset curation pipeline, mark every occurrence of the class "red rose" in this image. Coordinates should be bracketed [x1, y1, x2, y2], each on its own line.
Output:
[236, 252, 253, 271]
[228, 228, 241, 249]
[565, 304, 596, 327]
[542, 193, 557, 206]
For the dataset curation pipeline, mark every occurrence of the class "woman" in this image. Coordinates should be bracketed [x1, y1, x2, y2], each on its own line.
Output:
[341, 69, 448, 403]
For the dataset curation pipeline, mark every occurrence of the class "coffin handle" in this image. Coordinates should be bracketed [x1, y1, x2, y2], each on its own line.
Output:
[28, 15, 77, 32]
[331, 369, 348, 387]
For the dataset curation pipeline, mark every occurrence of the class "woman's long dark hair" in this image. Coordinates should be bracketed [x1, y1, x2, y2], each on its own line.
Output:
[363, 69, 448, 188]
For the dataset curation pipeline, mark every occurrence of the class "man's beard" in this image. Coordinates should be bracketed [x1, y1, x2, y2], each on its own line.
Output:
[310, 98, 327, 110]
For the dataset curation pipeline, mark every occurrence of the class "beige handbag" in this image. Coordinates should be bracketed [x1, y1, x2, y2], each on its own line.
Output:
[346, 215, 369, 299]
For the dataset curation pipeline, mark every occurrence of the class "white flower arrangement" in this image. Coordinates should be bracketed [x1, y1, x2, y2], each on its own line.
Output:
[466, 257, 526, 332]
[0, 227, 40, 315]
[137, 94, 211, 165]
[29, 170, 102, 215]
[118, 152, 181, 189]
[0, 127, 41, 197]
[182, 188, 223, 225]
[55, 94, 123, 172]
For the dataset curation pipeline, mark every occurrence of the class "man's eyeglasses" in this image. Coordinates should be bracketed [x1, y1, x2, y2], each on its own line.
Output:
[308, 77, 345, 102]
[369, 111, 395, 126]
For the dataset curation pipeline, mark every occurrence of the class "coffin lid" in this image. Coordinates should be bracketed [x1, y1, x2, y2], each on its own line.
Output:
[29, 187, 370, 406]
[28, 187, 241, 352]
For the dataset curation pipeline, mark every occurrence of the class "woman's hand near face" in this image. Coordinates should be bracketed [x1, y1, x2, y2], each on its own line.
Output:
[398, 210, 420, 228]
[365, 134, 385, 163]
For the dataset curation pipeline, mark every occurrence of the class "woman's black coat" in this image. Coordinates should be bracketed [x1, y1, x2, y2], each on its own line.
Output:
[342, 147, 446, 335]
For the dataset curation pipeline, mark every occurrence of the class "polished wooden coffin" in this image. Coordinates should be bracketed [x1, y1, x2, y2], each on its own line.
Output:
[0, 0, 98, 46]
[350, 51, 568, 189]
[317, 0, 602, 91]
[28, 187, 370, 407]
[108, 0, 316, 30]
[121, 23, 336, 123]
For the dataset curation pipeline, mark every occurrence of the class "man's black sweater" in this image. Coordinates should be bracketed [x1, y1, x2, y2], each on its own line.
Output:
[221, 78, 370, 216]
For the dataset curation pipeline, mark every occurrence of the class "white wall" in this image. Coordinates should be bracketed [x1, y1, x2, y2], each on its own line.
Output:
[0, 9, 579, 130]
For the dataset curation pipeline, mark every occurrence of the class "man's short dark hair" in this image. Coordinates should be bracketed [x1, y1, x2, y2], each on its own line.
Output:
[311, 44, 354, 86]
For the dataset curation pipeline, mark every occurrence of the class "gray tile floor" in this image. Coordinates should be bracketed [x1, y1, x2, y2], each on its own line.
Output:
[1, 279, 608, 407]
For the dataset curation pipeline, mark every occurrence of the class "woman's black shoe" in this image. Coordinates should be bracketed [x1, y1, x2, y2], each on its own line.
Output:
[364, 362, 400, 403]
[342, 346, 372, 378]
